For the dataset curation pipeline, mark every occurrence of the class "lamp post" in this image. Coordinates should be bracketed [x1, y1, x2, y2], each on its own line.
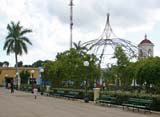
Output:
[5, 74, 9, 88]
[83, 61, 89, 103]
[40, 68, 44, 95]
[40, 68, 44, 82]
[31, 70, 35, 93]
[16, 72, 20, 89]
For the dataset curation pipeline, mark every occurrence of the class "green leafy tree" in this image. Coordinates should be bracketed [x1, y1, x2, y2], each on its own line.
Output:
[3, 21, 32, 84]
[15, 61, 23, 67]
[113, 46, 129, 87]
[32, 60, 44, 67]
[43, 61, 62, 87]
[20, 70, 30, 84]
[3, 61, 9, 67]
[136, 57, 160, 92]
[32, 60, 51, 67]
[125, 62, 137, 86]
[103, 64, 117, 86]
[0, 62, 3, 67]
[23, 65, 32, 67]
[43, 48, 100, 89]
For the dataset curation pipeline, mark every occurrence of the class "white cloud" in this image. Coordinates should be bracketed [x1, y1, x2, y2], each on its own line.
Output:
[0, 0, 160, 66]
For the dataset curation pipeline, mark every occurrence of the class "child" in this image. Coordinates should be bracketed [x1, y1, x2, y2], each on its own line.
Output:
[33, 85, 38, 99]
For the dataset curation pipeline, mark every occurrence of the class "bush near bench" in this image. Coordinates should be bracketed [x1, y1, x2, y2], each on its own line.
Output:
[50, 88, 94, 101]
[46, 88, 160, 111]
[102, 91, 160, 111]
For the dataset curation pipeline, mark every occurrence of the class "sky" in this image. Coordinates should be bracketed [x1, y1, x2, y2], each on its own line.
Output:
[0, 0, 160, 66]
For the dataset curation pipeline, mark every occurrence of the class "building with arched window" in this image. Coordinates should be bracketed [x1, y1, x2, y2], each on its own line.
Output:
[138, 34, 154, 59]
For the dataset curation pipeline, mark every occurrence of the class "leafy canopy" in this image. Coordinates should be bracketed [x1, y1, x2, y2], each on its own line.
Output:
[3, 21, 32, 55]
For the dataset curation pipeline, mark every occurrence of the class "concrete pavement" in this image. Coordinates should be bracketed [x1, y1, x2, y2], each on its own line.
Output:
[0, 88, 159, 117]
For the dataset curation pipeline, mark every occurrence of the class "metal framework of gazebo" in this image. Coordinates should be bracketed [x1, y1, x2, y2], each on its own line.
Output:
[81, 13, 139, 67]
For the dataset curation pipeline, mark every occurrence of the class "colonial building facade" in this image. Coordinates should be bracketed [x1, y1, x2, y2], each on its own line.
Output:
[0, 67, 39, 86]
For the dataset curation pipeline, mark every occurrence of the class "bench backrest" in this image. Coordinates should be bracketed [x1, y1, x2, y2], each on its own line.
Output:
[128, 98, 153, 106]
[100, 95, 111, 100]
[57, 90, 64, 94]
[138, 99, 153, 105]
[68, 91, 79, 95]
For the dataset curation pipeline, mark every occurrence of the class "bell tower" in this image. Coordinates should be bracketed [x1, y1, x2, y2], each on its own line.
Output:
[138, 34, 154, 59]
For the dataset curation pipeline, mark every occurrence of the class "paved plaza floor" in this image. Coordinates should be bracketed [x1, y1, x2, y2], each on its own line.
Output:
[0, 88, 159, 117]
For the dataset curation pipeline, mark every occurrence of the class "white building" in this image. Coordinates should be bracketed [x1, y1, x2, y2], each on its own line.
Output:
[138, 34, 154, 59]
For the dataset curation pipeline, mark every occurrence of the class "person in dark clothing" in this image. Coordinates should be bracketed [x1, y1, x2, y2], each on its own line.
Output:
[11, 80, 14, 93]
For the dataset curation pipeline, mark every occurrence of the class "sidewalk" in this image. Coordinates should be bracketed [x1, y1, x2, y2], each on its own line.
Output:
[0, 88, 159, 117]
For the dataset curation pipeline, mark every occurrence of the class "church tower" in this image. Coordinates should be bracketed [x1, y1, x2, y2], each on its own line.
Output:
[138, 34, 154, 59]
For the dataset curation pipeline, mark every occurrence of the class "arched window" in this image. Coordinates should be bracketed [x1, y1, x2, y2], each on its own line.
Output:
[148, 49, 152, 57]
[139, 49, 143, 57]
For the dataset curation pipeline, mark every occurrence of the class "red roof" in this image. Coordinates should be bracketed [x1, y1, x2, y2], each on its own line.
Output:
[139, 34, 153, 45]
[139, 39, 152, 44]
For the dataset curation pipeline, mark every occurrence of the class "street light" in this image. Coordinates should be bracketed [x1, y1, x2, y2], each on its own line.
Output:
[16, 72, 20, 89]
[31, 70, 35, 93]
[5, 74, 9, 88]
[40, 68, 44, 77]
[31, 70, 35, 78]
[40, 68, 44, 95]
[83, 61, 89, 103]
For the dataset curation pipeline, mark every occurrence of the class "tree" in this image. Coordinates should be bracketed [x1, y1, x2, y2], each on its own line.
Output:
[73, 41, 88, 55]
[3, 21, 32, 87]
[125, 62, 137, 87]
[0, 62, 3, 67]
[43, 48, 100, 88]
[136, 57, 160, 93]
[112, 46, 129, 87]
[103, 64, 117, 85]
[113, 46, 129, 67]
[32, 60, 44, 67]
[43, 61, 61, 87]
[23, 65, 32, 67]
[15, 61, 23, 67]
[20, 70, 30, 84]
[32, 60, 51, 67]
[3, 61, 9, 67]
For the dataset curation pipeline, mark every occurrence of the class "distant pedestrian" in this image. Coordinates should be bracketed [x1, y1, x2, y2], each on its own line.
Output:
[11, 80, 14, 93]
[33, 85, 38, 99]
[102, 82, 106, 91]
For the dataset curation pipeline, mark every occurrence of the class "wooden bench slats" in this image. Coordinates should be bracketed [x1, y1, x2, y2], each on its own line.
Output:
[97, 95, 117, 106]
[64, 91, 79, 99]
[122, 98, 153, 113]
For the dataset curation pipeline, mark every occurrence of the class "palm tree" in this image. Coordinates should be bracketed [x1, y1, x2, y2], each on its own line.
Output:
[73, 41, 88, 55]
[3, 21, 32, 88]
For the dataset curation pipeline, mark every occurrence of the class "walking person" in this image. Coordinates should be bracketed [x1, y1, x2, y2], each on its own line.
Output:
[11, 80, 14, 93]
[33, 83, 38, 99]
[102, 81, 106, 93]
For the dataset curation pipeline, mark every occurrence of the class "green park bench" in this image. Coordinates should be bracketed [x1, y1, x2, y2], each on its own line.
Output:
[53, 90, 65, 97]
[27, 87, 32, 92]
[64, 91, 79, 100]
[49, 89, 55, 96]
[97, 95, 117, 107]
[122, 98, 153, 113]
[23, 86, 27, 91]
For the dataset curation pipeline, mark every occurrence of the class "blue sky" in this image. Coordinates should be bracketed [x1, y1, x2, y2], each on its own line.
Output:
[0, 0, 160, 66]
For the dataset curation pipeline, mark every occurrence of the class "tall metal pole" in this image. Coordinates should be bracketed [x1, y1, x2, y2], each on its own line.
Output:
[83, 61, 89, 103]
[69, 0, 73, 49]
[85, 66, 88, 100]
